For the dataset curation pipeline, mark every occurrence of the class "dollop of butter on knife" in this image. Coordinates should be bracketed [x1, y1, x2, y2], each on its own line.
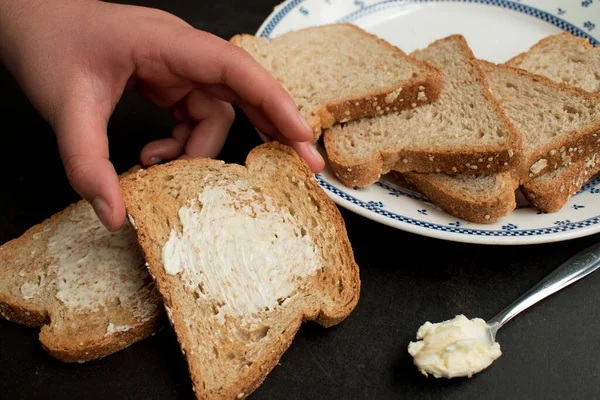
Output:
[408, 314, 502, 378]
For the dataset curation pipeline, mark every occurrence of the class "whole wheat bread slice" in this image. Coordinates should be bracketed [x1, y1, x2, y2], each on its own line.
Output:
[511, 33, 600, 212]
[398, 56, 600, 223]
[0, 200, 163, 362]
[507, 32, 600, 94]
[521, 155, 600, 212]
[323, 34, 523, 188]
[230, 23, 442, 141]
[120, 142, 360, 400]
[400, 171, 520, 223]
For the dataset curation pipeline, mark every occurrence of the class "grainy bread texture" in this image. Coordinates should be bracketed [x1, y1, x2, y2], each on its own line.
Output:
[0, 200, 163, 363]
[121, 143, 360, 400]
[397, 57, 600, 223]
[512, 33, 600, 212]
[521, 155, 600, 212]
[507, 32, 600, 94]
[324, 35, 522, 188]
[230, 23, 442, 141]
[481, 61, 600, 178]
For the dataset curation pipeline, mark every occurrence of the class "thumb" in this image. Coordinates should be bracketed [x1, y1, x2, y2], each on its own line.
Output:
[54, 97, 125, 231]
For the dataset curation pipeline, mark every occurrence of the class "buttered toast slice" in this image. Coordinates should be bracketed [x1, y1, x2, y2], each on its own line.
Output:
[121, 143, 360, 400]
[324, 34, 522, 188]
[0, 200, 162, 362]
[230, 23, 442, 141]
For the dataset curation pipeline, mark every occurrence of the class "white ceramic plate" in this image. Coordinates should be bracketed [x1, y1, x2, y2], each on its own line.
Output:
[255, 0, 600, 245]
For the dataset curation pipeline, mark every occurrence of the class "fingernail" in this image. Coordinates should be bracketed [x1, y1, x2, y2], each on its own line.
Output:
[149, 157, 162, 165]
[92, 197, 113, 229]
[310, 144, 324, 163]
[298, 113, 313, 137]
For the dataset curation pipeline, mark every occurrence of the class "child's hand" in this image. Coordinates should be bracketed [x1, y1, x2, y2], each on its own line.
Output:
[0, 0, 324, 231]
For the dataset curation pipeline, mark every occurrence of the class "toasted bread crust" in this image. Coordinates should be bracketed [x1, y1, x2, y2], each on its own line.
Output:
[506, 32, 593, 68]
[230, 24, 443, 141]
[324, 35, 523, 188]
[399, 171, 519, 224]
[0, 185, 162, 363]
[480, 60, 600, 181]
[521, 159, 600, 213]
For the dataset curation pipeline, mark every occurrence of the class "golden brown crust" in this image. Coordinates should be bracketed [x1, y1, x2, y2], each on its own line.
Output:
[0, 300, 48, 328]
[0, 169, 162, 363]
[40, 312, 165, 363]
[521, 159, 600, 213]
[229, 23, 444, 142]
[505, 31, 592, 67]
[480, 60, 600, 180]
[323, 35, 524, 189]
[399, 171, 519, 224]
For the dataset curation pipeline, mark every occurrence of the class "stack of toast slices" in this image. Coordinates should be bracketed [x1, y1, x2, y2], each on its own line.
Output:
[233, 25, 600, 223]
[2, 22, 599, 400]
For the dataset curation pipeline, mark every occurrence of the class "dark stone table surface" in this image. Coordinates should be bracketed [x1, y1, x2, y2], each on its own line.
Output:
[1, 1, 598, 399]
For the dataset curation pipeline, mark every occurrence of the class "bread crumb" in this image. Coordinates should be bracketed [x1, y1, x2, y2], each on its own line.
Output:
[530, 159, 548, 174]
[344, 110, 350, 116]
[402, 158, 408, 163]
[560, 185, 565, 192]
[418, 86, 425, 91]
[411, 103, 417, 108]
[488, 157, 493, 162]
[484, 215, 490, 220]
[452, 167, 457, 172]
[354, 102, 359, 106]
[237, 393, 245, 399]
[549, 149, 557, 156]
[384, 88, 402, 104]
[508, 150, 514, 158]
[470, 165, 478, 170]
[417, 92, 427, 102]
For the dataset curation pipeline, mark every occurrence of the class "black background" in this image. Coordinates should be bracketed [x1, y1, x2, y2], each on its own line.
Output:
[1, 1, 599, 399]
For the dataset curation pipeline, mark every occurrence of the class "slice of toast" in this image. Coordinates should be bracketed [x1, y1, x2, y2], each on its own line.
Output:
[520, 155, 600, 212]
[323, 34, 523, 188]
[120, 142, 360, 400]
[510, 33, 600, 212]
[0, 200, 163, 362]
[396, 54, 600, 223]
[230, 23, 442, 141]
[400, 171, 520, 224]
[506, 32, 600, 94]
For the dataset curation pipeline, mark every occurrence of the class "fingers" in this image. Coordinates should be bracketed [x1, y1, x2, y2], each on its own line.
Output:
[161, 29, 313, 142]
[182, 90, 234, 159]
[266, 130, 325, 173]
[141, 90, 234, 164]
[140, 123, 192, 165]
[54, 96, 125, 232]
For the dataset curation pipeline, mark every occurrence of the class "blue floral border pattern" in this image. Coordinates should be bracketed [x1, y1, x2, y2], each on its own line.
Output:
[260, 0, 600, 237]
[315, 174, 600, 236]
[258, 0, 598, 45]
